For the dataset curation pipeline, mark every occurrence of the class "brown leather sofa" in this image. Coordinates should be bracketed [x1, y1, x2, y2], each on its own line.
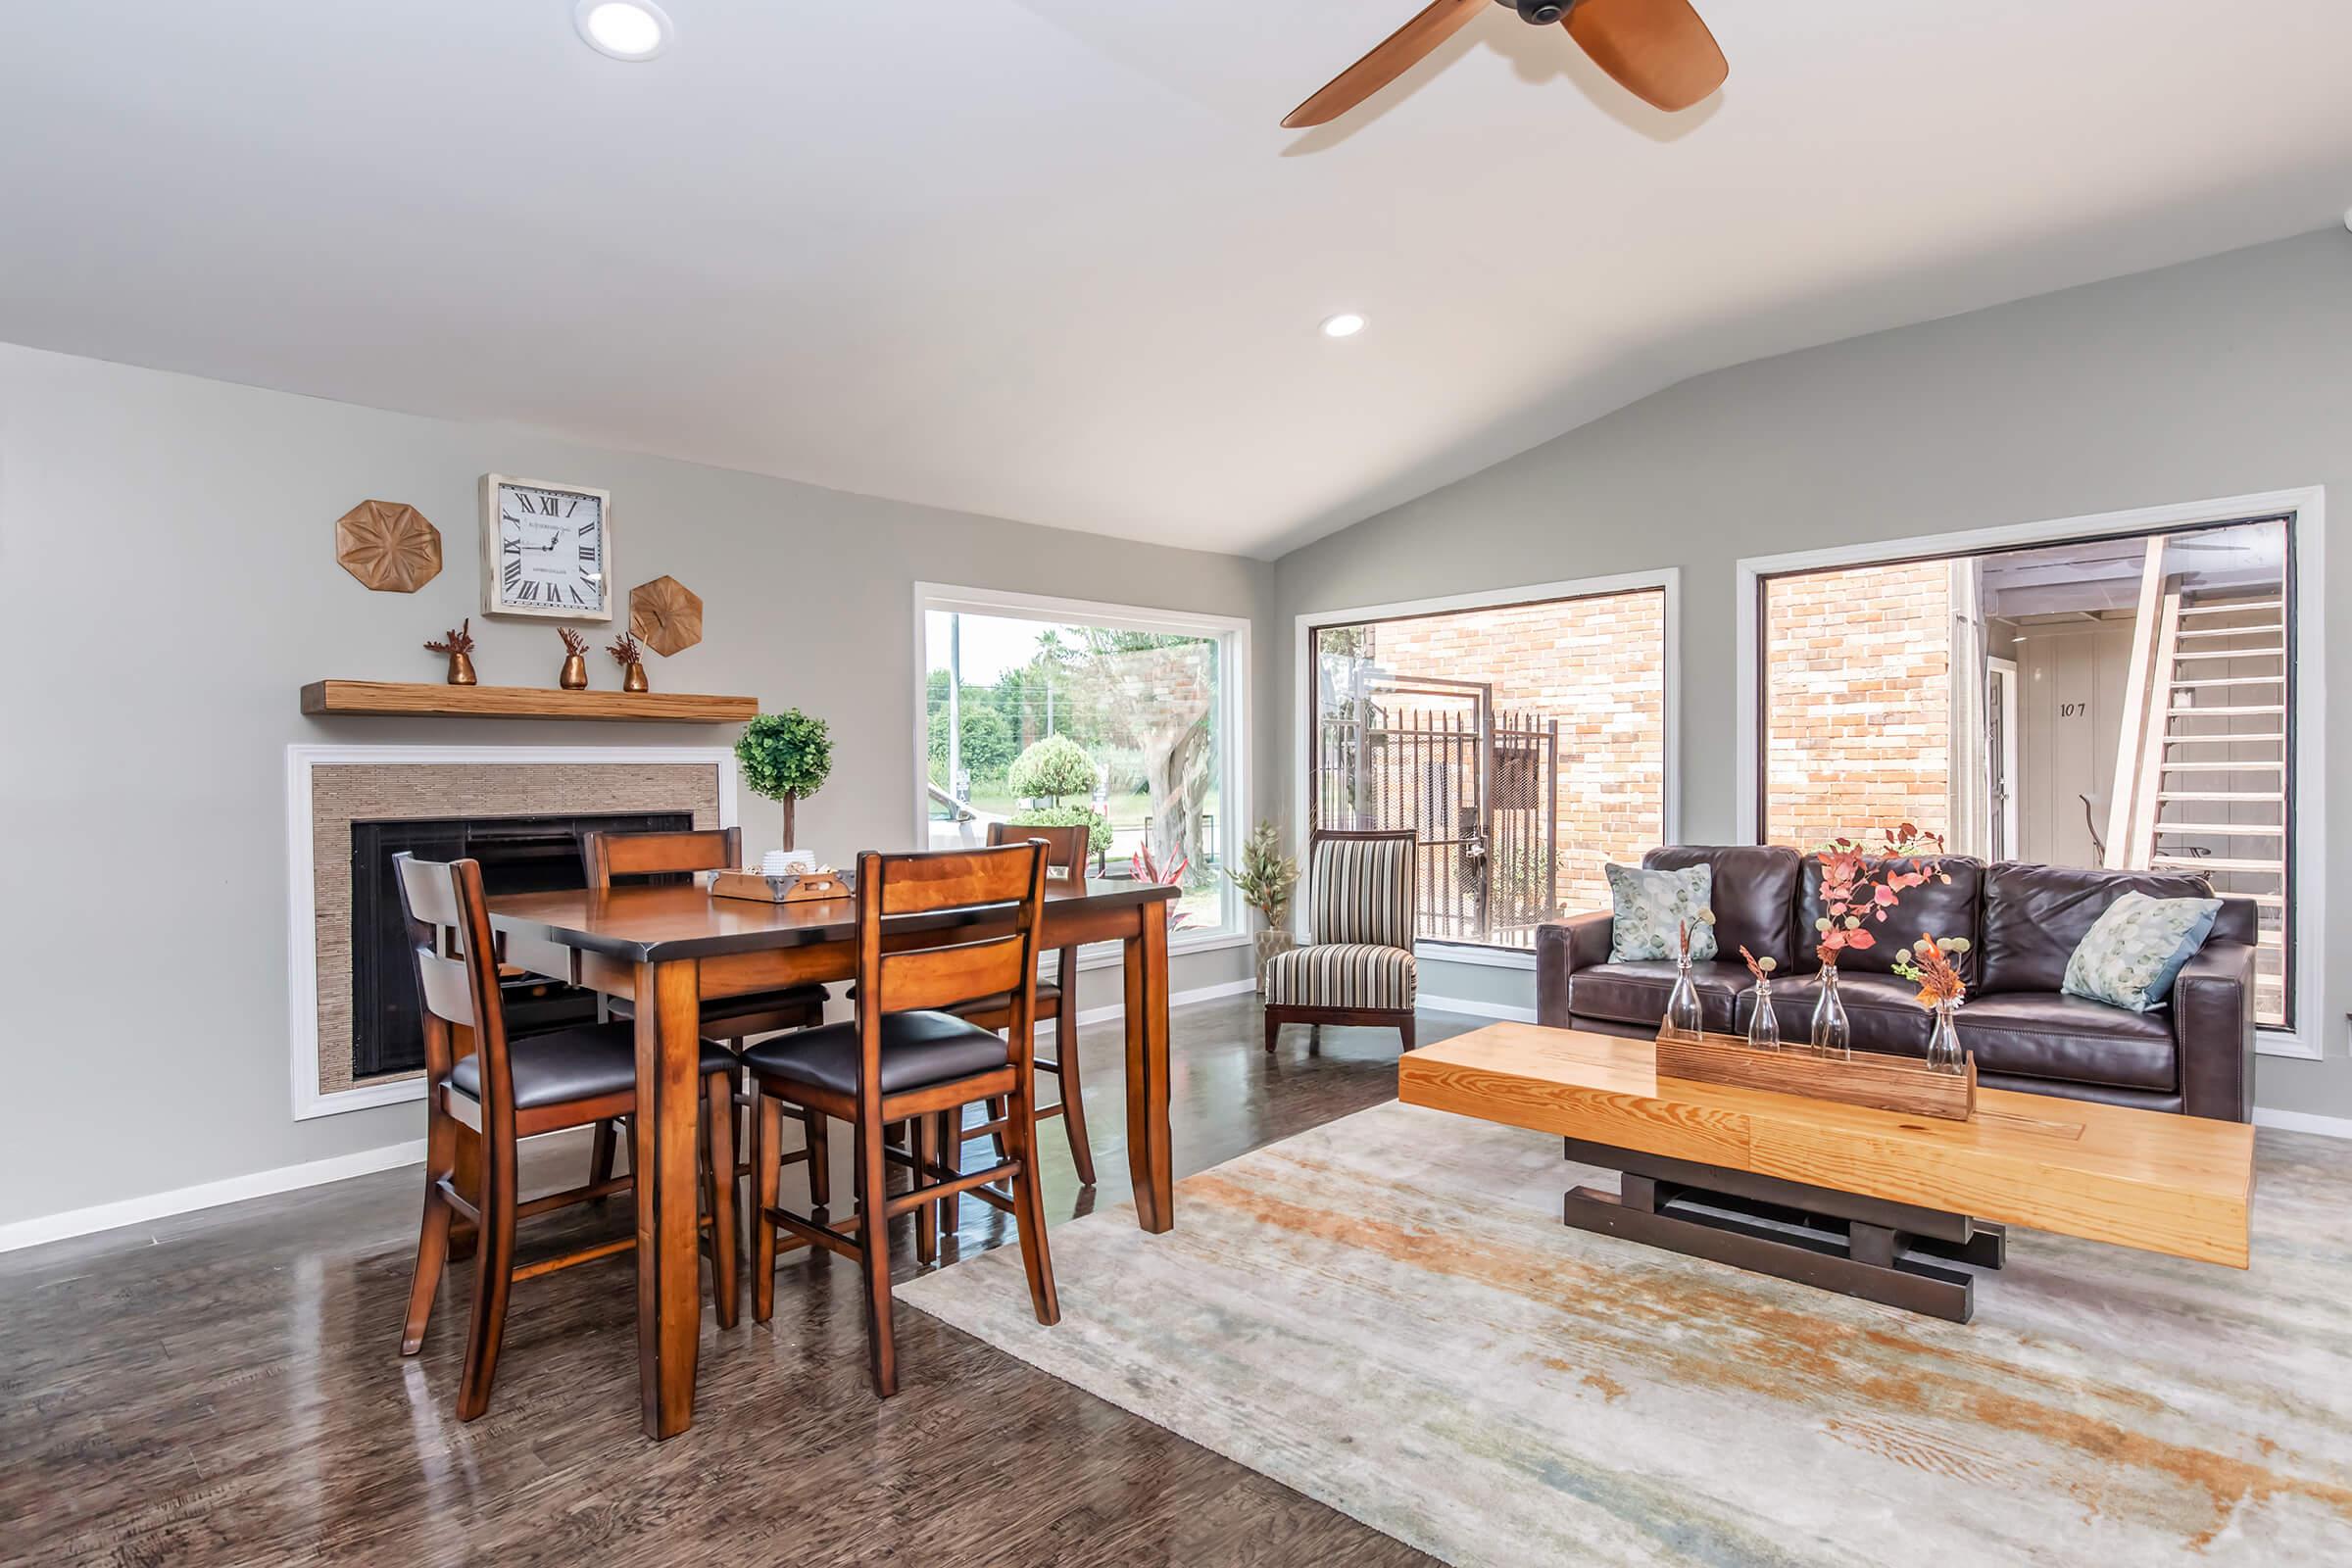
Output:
[1535, 846, 2259, 1121]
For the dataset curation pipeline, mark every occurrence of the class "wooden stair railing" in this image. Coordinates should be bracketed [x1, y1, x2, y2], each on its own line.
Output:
[2102, 548, 2289, 1019]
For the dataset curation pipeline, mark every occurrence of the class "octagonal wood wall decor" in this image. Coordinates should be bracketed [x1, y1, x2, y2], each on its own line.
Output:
[335, 500, 443, 593]
[629, 575, 704, 657]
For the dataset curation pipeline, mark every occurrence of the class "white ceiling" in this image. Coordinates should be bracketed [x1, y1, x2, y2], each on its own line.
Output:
[5, 2, 2350, 560]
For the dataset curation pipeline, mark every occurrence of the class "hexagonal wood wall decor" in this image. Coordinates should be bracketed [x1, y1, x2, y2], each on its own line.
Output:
[335, 500, 443, 593]
[629, 575, 704, 657]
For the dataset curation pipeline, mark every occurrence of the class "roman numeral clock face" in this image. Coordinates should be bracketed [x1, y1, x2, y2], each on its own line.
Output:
[480, 476, 611, 621]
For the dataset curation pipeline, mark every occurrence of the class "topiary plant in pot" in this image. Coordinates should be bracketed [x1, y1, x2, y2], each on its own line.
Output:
[735, 710, 832, 851]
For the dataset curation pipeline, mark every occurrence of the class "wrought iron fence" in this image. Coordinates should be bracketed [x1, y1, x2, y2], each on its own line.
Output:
[1313, 689, 1559, 949]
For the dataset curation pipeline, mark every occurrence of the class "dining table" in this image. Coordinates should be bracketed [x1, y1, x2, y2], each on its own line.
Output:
[485, 873, 1178, 1441]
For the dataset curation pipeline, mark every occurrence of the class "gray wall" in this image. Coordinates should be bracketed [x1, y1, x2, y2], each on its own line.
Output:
[0, 342, 1278, 1228]
[1276, 228, 2352, 1119]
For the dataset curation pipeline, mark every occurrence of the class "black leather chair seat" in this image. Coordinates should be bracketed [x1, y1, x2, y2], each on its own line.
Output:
[1569, 960, 1749, 1036]
[446, 1021, 732, 1109]
[1745, 971, 1935, 1055]
[1955, 992, 2176, 1092]
[740, 1010, 1010, 1099]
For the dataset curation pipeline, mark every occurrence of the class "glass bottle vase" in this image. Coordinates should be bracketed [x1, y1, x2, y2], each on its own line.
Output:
[1662, 956, 1704, 1042]
[1809, 962, 1851, 1058]
[1746, 976, 1782, 1051]
[1925, 998, 1966, 1074]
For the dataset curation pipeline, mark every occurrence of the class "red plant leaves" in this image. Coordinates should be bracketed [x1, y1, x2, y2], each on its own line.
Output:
[1814, 821, 1949, 964]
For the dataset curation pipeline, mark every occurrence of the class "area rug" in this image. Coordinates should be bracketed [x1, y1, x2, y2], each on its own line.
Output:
[896, 1101, 2352, 1566]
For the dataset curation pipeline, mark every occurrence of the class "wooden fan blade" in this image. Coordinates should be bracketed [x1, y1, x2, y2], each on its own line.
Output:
[1282, 0, 1490, 129]
[1564, 0, 1728, 112]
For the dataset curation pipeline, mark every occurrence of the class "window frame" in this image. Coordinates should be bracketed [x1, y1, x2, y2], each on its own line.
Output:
[1734, 487, 2328, 1060]
[1290, 568, 1683, 969]
[912, 582, 1253, 964]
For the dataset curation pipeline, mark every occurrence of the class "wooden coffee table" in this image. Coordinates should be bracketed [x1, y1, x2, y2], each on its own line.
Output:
[1398, 1022, 2255, 1323]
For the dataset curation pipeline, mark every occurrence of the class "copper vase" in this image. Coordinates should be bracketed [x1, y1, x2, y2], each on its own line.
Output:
[446, 652, 478, 686]
[559, 654, 589, 691]
[622, 661, 649, 693]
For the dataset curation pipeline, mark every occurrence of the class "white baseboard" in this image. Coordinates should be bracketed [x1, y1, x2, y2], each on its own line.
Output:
[1418, 995, 1539, 1024]
[5, 985, 1263, 1255]
[2252, 1106, 2352, 1141]
[1061, 976, 1257, 1030]
[0, 1138, 428, 1256]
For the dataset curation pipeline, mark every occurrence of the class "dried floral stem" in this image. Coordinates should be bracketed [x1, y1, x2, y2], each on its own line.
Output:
[558, 627, 590, 658]
[423, 617, 475, 656]
[1814, 821, 1954, 965]
[607, 630, 644, 667]
[1891, 933, 1972, 1007]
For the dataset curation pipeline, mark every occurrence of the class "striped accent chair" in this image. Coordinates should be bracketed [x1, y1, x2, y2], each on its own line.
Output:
[1263, 829, 1418, 1054]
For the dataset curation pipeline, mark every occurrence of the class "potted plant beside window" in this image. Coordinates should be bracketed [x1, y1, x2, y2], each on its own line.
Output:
[735, 709, 832, 852]
[1225, 821, 1300, 993]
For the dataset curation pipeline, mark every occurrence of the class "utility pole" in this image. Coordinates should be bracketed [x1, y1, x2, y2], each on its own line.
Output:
[947, 614, 963, 801]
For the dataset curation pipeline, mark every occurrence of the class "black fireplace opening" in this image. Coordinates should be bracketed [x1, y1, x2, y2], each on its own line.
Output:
[349, 810, 693, 1081]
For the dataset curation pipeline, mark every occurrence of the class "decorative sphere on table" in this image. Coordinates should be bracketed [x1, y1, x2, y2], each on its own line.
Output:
[736, 710, 832, 852]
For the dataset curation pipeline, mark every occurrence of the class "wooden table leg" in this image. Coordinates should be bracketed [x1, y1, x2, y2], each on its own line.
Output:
[1122, 911, 1174, 1234]
[633, 957, 704, 1441]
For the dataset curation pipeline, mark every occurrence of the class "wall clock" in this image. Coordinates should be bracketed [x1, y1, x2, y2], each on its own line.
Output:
[478, 474, 612, 621]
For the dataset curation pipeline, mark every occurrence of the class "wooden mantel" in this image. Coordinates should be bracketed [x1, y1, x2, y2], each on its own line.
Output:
[300, 680, 758, 723]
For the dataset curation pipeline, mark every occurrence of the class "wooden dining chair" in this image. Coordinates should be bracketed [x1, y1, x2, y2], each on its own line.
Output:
[745, 841, 1059, 1397]
[949, 820, 1095, 1186]
[392, 852, 741, 1421]
[579, 825, 831, 1205]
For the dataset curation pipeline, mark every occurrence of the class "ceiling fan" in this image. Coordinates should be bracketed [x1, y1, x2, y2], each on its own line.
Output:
[1283, 0, 1728, 128]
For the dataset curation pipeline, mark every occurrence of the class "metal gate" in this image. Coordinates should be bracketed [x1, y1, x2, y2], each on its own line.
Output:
[1312, 672, 1560, 948]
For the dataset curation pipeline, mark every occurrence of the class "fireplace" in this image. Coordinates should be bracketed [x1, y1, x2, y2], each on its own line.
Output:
[348, 810, 690, 1079]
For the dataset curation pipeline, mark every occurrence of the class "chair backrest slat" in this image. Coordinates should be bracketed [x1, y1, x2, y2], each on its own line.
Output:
[582, 826, 741, 889]
[877, 933, 1030, 1012]
[414, 951, 478, 1028]
[986, 820, 1089, 891]
[397, 854, 467, 927]
[1309, 829, 1418, 950]
[876, 844, 1036, 916]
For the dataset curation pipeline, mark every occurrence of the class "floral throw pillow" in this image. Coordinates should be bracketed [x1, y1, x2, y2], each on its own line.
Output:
[1605, 862, 1715, 963]
[2061, 891, 2223, 1012]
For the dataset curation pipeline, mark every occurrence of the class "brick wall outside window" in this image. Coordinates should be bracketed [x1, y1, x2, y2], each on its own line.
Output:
[1764, 562, 1951, 852]
[1343, 589, 1666, 919]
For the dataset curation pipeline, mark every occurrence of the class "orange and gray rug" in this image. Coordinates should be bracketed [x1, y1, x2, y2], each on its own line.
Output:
[897, 1101, 2352, 1565]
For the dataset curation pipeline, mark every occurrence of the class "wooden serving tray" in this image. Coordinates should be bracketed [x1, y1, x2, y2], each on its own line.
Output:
[710, 868, 854, 905]
[1654, 1029, 1977, 1122]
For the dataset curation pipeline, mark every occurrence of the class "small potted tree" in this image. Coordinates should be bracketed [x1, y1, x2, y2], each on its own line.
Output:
[1005, 734, 1108, 867]
[1224, 821, 1300, 993]
[735, 709, 832, 851]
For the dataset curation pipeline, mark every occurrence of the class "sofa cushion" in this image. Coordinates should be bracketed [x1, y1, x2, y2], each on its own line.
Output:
[1979, 862, 2216, 995]
[1604, 861, 1717, 962]
[2062, 892, 2224, 1012]
[1644, 847, 1802, 970]
[1740, 971, 1934, 1056]
[1952, 991, 2177, 1092]
[1569, 959, 1748, 1035]
[1799, 856, 1984, 987]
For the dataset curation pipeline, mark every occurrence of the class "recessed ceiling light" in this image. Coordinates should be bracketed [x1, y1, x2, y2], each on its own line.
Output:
[575, 0, 671, 61]
[1320, 312, 1366, 339]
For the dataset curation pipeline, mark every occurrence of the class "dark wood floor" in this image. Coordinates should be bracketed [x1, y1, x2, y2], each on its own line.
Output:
[1, 996, 1478, 1566]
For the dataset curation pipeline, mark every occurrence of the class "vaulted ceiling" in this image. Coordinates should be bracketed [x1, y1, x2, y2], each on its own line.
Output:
[5, 2, 2350, 558]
